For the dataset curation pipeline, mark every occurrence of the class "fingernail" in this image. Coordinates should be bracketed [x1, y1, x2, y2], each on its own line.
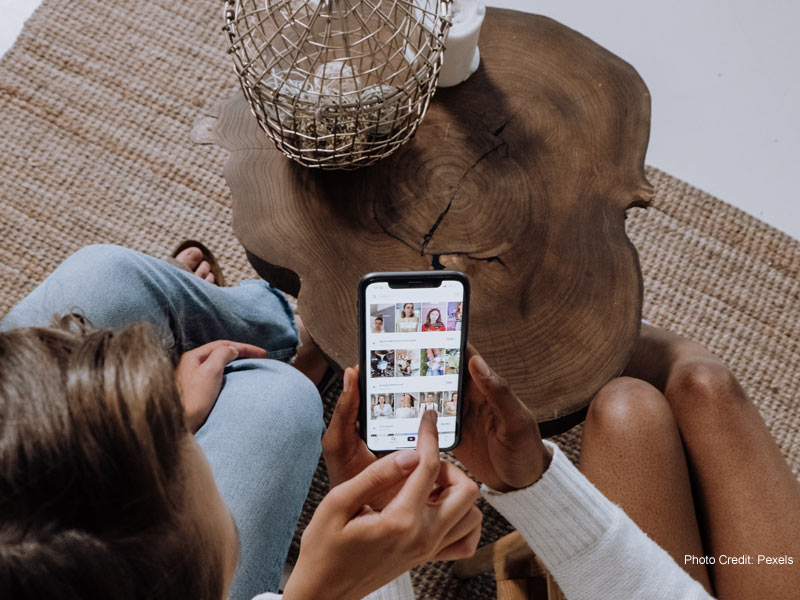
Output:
[342, 368, 352, 392]
[395, 450, 419, 470]
[473, 355, 491, 378]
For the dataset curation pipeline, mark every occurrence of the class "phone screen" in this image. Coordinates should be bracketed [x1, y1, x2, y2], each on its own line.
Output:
[361, 275, 467, 451]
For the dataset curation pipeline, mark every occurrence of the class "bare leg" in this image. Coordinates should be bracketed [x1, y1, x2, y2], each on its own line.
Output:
[580, 377, 713, 592]
[292, 313, 333, 387]
[624, 324, 800, 600]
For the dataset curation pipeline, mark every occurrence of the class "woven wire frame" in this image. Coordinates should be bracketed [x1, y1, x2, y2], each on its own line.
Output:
[224, 0, 452, 169]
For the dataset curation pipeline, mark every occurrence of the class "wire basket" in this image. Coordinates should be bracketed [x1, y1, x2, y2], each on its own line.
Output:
[224, 0, 452, 169]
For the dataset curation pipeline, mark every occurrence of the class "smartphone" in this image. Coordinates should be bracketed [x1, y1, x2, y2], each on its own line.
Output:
[358, 271, 470, 452]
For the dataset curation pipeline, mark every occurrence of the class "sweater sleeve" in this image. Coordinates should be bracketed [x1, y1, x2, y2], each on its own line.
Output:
[482, 441, 714, 600]
[250, 573, 414, 600]
[363, 573, 415, 600]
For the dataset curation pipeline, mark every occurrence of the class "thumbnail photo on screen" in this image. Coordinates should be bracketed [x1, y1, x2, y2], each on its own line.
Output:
[395, 302, 421, 333]
[419, 391, 440, 414]
[443, 391, 458, 416]
[420, 302, 448, 332]
[395, 348, 420, 377]
[370, 303, 395, 334]
[370, 393, 394, 419]
[447, 301, 463, 331]
[370, 349, 395, 378]
[420, 348, 460, 376]
[394, 392, 418, 418]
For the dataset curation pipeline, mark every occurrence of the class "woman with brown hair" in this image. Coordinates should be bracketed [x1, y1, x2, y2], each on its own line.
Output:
[0, 319, 237, 599]
[396, 302, 419, 332]
[421, 308, 446, 332]
[0, 244, 481, 600]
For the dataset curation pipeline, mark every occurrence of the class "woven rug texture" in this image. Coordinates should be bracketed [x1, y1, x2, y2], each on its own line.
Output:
[1, 2, 798, 599]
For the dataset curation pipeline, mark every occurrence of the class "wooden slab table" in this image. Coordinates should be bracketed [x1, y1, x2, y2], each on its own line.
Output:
[194, 8, 653, 435]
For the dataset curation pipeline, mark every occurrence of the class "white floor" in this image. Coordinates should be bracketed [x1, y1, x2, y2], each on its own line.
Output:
[2, 0, 799, 242]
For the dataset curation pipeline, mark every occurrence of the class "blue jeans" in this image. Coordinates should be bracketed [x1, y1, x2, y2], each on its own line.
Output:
[0, 245, 324, 600]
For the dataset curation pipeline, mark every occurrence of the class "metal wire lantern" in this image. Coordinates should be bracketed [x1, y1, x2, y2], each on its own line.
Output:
[224, 0, 452, 169]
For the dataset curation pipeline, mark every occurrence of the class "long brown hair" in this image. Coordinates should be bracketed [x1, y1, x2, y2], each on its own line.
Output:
[0, 317, 224, 599]
[425, 308, 442, 326]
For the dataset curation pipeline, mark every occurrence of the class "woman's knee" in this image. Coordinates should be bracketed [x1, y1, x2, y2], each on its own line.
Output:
[665, 355, 746, 419]
[585, 377, 674, 443]
[60, 244, 138, 278]
[2, 245, 149, 331]
[225, 359, 324, 442]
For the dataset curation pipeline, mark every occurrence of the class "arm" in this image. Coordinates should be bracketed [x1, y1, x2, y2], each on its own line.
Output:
[483, 441, 712, 600]
[277, 368, 481, 600]
[454, 348, 714, 600]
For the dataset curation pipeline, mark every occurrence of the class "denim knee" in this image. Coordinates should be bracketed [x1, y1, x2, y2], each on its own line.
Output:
[220, 359, 324, 447]
[1, 245, 154, 332]
[58, 244, 142, 280]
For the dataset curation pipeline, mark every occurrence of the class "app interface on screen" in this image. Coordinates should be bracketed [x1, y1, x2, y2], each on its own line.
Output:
[365, 280, 464, 450]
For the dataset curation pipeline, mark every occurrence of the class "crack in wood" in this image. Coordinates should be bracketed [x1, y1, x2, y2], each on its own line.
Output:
[464, 253, 507, 267]
[420, 136, 509, 254]
[430, 252, 507, 269]
[492, 118, 512, 137]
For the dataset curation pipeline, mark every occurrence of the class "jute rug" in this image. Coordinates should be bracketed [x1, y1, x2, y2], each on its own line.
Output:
[1, 2, 798, 598]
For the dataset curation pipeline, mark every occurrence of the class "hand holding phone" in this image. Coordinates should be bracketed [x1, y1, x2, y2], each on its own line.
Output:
[323, 366, 397, 510]
[452, 346, 553, 493]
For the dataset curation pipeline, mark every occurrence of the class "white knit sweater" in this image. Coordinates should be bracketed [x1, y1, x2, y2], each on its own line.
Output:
[254, 441, 713, 600]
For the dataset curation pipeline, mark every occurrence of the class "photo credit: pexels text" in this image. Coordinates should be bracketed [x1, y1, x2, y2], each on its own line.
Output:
[685, 555, 794, 566]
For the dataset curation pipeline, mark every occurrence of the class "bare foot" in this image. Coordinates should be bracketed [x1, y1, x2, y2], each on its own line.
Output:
[292, 314, 333, 389]
[175, 246, 216, 284]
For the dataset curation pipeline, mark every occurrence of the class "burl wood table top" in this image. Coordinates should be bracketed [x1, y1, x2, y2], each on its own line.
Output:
[194, 8, 653, 434]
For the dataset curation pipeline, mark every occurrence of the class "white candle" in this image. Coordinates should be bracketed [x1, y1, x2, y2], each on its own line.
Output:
[438, 0, 486, 88]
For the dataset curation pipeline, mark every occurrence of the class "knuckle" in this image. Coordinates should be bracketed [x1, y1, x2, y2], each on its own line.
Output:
[465, 531, 481, 556]
[450, 470, 480, 499]
[323, 485, 347, 508]
[362, 466, 387, 491]
[470, 506, 484, 527]
[467, 480, 481, 502]
[419, 456, 440, 479]
[489, 372, 512, 393]
[449, 539, 471, 560]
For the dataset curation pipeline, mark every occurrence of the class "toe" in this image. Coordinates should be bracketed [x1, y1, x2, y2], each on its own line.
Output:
[175, 246, 203, 270]
[205, 272, 215, 284]
[195, 260, 211, 279]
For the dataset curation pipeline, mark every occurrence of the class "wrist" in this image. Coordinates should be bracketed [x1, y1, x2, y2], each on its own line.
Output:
[496, 442, 554, 493]
[281, 570, 320, 600]
[185, 412, 202, 434]
[283, 570, 360, 600]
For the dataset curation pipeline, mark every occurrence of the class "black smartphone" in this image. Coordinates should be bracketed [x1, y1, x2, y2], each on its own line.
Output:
[358, 271, 470, 452]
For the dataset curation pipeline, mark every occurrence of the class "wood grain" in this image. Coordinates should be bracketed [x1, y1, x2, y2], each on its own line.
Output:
[196, 8, 652, 429]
